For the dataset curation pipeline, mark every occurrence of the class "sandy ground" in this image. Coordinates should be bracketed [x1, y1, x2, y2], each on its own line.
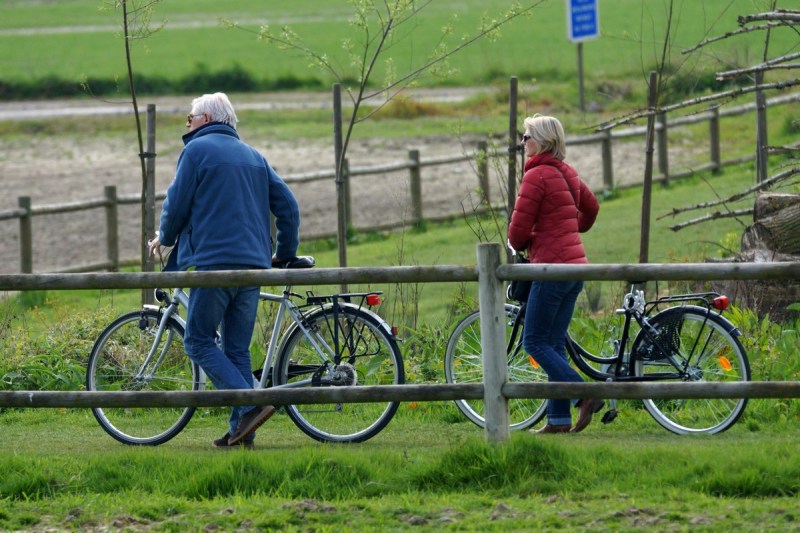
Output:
[0, 95, 702, 273]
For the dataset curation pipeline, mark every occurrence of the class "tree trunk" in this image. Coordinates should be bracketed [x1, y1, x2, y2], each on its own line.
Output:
[742, 193, 800, 255]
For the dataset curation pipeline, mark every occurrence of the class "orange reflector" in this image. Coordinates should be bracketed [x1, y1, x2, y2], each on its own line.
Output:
[719, 356, 732, 371]
[713, 295, 729, 310]
[529, 356, 540, 368]
[366, 294, 381, 306]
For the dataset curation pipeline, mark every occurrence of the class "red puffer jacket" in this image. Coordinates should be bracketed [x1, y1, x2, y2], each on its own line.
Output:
[507, 152, 599, 264]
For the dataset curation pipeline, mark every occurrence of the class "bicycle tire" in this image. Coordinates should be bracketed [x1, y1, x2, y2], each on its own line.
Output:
[86, 309, 202, 445]
[444, 304, 547, 430]
[632, 306, 750, 434]
[273, 305, 404, 443]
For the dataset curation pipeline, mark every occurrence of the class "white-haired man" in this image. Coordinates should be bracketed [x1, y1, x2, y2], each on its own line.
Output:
[149, 92, 300, 449]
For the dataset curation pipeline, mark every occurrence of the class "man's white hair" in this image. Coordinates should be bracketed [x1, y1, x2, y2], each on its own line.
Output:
[191, 92, 238, 129]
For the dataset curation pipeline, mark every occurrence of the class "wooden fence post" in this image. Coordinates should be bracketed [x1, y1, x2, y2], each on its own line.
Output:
[709, 106, 721, 174]
[409, 149, 422, 225]
[105, 186, 119, 272]
[477, 242, 509, 444]
[477, 140, 490, 204]
[18, 196, 32, 274]
[343, 157, 352, 229]
[507, 77, 518, 222]
[657, 112, 669, 185]
[601, 129, 614, 190]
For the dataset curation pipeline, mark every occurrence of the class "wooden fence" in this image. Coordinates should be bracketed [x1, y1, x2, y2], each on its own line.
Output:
[1, 247, 800, 443]
[1, 92, 798, 275]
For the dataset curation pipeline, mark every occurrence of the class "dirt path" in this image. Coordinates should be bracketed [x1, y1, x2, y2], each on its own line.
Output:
[0, 93, 699, 273]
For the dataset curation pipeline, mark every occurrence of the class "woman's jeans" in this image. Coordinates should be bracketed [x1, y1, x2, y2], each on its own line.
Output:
[523, 280, 584, 426]
[184, 276, 261, 441]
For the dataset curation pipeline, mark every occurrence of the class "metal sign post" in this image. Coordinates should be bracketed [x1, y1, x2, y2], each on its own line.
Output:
[566, 0, 599, 111]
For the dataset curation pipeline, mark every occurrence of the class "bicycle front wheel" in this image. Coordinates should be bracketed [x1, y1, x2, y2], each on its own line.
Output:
[273, 306, 404, 443]
[86, 309, 202, 445]
[632, 306, 750, 435]
[444, 305, 547, 430]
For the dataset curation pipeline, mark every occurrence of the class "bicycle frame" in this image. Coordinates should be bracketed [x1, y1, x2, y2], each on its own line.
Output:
[142, 286, 391, 391]
[512, 288, 737, 384]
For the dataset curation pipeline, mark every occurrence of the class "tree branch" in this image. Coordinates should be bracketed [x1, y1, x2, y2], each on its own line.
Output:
[716, 52, 800, 80]
[669, 209, 753, 231]
[658, 166, 800, 220]
[596, 78, 800, 130]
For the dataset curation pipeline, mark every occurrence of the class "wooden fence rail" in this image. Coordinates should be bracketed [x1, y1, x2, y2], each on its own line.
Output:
[1, 253, 799, 443]
[2, 92, 798, 275]
[3, 382, 800, 409]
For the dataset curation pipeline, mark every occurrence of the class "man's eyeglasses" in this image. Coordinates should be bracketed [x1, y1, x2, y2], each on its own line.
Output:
[521, 134, 531, 142]
[187, 113, 203, 122]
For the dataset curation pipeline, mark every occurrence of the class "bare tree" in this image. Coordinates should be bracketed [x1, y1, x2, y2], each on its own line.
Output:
[103, 0, 164, 281]
[225, 1, 543, 265]
[660, 6, 799, 232]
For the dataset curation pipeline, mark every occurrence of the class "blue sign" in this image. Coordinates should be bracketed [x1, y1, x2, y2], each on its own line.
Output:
[567, 0, 599, 42]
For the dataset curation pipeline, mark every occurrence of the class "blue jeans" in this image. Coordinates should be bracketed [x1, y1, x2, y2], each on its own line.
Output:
[523, 280, 584, 426]
[183, 271, 260, 441]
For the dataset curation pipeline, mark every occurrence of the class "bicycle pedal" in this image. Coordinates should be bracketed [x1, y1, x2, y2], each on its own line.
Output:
[601, 409, 618, 424]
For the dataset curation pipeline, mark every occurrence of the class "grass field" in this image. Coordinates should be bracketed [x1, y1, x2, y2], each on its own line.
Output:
[1, 0, 797, 96]
[2, 2, 800, 530]
[2, 408, 800, 531]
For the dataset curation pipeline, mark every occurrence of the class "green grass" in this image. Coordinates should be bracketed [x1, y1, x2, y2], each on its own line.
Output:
[2, 408, 800, 530]
[1, 0, 797, 97]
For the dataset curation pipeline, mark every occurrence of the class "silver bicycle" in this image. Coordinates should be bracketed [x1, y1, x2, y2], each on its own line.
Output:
[86, 256, 404, 445]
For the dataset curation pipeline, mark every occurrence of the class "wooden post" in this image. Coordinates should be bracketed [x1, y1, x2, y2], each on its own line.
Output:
[755, 71, 768, 183]
[143, 104, 156, 304]
[709, 106, 721, 174]
[507, 77, 518, 221]
[332, 84, 347, 293]
[601, 129, 614, 190]
[477, 242, 509, 444]
[640, 71, 658, 265]
[477, 140, 490, 204]
[343, 158, 352, 230]
[657, 112, 669, 185]
[506, 77, 518, 265]
[409, 149, 422, 225]
[577, 42, 585, 112]
[105, 186, 119, 272]
[18, 196, 32, 274]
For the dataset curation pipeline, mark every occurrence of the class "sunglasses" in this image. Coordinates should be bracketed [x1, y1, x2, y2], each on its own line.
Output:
[521, 134, 531, 142]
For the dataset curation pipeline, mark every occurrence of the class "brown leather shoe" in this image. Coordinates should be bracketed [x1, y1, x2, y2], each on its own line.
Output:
[570, 399, 605, 433]
[530, 424, 572, 434]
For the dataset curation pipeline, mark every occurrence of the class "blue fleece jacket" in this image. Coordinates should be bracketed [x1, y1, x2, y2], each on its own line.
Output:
[159, 122, 300, 270]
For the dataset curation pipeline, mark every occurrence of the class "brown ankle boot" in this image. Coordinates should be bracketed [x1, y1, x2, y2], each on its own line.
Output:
[570, 399, 605, 433]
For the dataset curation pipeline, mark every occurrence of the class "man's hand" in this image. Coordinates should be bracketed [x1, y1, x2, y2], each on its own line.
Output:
[148, 235, 165, 259]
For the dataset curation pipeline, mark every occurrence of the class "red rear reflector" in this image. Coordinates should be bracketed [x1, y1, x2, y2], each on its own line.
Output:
[366, 294, 381, 306]
[713, 296, 729, 310]
[391, 326, 398, 336]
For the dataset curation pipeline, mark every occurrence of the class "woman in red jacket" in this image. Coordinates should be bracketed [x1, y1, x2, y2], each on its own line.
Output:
[508, 114, 600, 434]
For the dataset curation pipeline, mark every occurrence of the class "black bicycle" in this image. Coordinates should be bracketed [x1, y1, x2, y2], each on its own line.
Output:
[445, 284, 750, 434]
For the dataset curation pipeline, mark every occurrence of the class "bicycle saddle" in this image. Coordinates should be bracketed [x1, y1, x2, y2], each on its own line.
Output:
[272, 255, 315, 269]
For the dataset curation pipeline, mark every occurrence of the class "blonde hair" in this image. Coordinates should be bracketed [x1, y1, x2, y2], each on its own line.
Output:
[523, 114, 566, 160]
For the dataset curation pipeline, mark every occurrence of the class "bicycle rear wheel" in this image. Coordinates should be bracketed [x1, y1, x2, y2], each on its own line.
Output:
[273, 306, 404, 443]
[86, 309, 202, 445]
[444, 304, 547, 430]
[632, 306, 750, 434]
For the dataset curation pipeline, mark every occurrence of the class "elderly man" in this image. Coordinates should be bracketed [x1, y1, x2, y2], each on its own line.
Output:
[149, 92, 300, 449]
